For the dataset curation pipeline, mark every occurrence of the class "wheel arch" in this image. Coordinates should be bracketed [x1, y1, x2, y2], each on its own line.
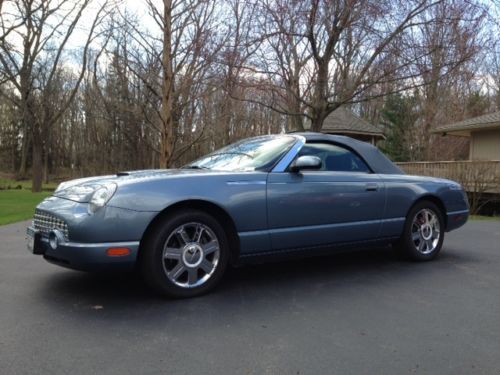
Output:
[138, 199, 241, 265]
[408, 194, 447, 229]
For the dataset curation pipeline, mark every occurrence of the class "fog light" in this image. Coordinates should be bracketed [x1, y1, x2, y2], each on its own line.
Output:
[49, 231, 58, 250]
[48, 230, 65, 250]
[106, 248, 131, 257]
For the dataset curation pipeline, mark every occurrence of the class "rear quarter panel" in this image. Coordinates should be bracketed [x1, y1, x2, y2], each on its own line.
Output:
[379, 174, 469, 237]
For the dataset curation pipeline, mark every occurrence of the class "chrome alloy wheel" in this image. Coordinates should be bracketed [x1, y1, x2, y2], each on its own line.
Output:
[411, 209, 441, 255]
[162, 222, 220, 288]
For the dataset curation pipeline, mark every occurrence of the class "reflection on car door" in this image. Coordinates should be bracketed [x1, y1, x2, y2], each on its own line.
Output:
[267, 146, 386, 251]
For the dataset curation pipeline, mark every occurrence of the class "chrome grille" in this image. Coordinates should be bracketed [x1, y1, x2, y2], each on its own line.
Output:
[33, 209, 69, 239]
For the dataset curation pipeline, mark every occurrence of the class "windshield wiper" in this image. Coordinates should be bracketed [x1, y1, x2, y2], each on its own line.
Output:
[183, 165, 209, 170]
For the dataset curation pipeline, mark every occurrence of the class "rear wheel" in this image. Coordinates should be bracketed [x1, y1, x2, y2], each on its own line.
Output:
[140, 209, 230, 298]
[397, 201, 444, 261]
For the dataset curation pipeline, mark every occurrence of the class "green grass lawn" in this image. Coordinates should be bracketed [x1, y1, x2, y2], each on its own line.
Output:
[0, 178, 57, 191]
[0, 190, 52, 225]
[470, 215, 500, 221]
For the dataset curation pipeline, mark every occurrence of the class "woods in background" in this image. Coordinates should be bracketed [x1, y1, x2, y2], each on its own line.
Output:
[0, 0, 499, 191]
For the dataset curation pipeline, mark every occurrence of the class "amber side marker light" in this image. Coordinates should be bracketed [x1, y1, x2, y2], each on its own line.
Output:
[106, 248, 131, 257]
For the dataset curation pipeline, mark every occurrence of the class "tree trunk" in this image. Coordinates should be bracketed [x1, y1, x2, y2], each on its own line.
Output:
[310, 112, 328, 132]
[43, 145, 49, 184]
[159, 0, 175, 168]
[31, 127, 43, 192]
[17, 125, 30, 179]
[287, 83, 304, 132]
[17, 89, 31, 179]
[310, 62, 329, 132]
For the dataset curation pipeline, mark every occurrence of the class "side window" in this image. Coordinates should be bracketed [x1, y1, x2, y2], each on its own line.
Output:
[297, 143, 371, 173]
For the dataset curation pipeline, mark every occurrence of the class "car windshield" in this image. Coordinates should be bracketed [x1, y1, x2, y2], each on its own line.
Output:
[185, 135, 297, 172]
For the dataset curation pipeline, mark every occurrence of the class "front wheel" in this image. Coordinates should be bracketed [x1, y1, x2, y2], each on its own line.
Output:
[140, 209, 230, 298]
[396, 201, 445, 261]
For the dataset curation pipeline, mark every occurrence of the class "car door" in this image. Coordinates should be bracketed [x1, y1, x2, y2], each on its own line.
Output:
[267, 142, 386, 250]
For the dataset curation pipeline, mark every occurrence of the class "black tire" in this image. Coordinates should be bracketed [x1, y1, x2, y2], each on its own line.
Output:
[140, 209, 230, 298]
[396, 201, 445, 261]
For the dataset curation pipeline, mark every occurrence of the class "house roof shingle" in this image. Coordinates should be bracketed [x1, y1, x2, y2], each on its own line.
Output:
[433, 111, 500, 135]
[317, 107, 385, 138]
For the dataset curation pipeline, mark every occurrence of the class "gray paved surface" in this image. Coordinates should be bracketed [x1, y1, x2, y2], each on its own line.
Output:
[1, 220, 499, 374]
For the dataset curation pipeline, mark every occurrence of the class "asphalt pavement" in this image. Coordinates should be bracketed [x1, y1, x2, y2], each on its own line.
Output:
[1, 220, 499, 374]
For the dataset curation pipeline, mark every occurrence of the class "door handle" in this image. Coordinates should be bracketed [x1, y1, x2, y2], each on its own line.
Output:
[365, 183, 378, 191]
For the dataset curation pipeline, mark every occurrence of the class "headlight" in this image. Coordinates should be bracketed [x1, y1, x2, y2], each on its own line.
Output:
[55, 176, 104, 193]
[88, 183, 117, 213]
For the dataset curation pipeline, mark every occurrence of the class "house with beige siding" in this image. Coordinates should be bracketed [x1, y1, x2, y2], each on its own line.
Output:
[432, 111, 500, 160]
[397, 111, 500, 196]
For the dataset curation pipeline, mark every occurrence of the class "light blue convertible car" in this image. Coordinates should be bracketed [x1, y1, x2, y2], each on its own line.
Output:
[27, 133, 469, 297]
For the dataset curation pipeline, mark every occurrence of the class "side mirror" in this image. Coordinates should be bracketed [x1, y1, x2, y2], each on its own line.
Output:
[290, 155, 322, 173]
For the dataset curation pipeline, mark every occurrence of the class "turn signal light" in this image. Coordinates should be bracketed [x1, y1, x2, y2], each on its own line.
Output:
[106, 247, 131, 257]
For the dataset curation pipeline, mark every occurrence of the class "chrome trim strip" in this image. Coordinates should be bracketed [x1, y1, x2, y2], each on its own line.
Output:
[61, 241, 140, 248]
[447, 209, 469, 216]
[239, 217, 405, 238]
[226, 181, 266, 185]
[380, 217, 405, 223]
[271, 135, 306, 173]
[239, 218, 383, 237]
[39, 236, 140, 249]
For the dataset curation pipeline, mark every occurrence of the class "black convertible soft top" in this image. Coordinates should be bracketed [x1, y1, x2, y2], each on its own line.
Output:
[296, 132, 404, 175]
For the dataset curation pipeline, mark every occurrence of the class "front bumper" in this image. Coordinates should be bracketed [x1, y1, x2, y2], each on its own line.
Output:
[27, 196, 159, 271]
[27, 226, 139, 271]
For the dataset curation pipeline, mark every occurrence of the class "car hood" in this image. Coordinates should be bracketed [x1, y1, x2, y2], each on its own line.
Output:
[52, 169, 219, 202]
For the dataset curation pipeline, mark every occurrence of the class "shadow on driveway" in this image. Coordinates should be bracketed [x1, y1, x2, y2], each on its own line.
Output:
[35, 245, 473, 319]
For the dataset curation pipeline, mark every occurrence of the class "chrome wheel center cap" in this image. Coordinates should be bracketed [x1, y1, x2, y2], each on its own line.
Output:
[421, 224, 433, 240]
[182, 244, 203, 268]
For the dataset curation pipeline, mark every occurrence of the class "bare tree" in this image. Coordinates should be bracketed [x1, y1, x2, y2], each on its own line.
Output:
[214, 0, 260, 143]
[404, 1, 486, 160]
[0, 0, 497, 184]
[159, 0, 175, 168]
[243, 0, 486, 132]
[244, 0, 312, 132]
[0, 0, 108, 191]
[484, 1, 500, 110]
[111, 0, 225, 167]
